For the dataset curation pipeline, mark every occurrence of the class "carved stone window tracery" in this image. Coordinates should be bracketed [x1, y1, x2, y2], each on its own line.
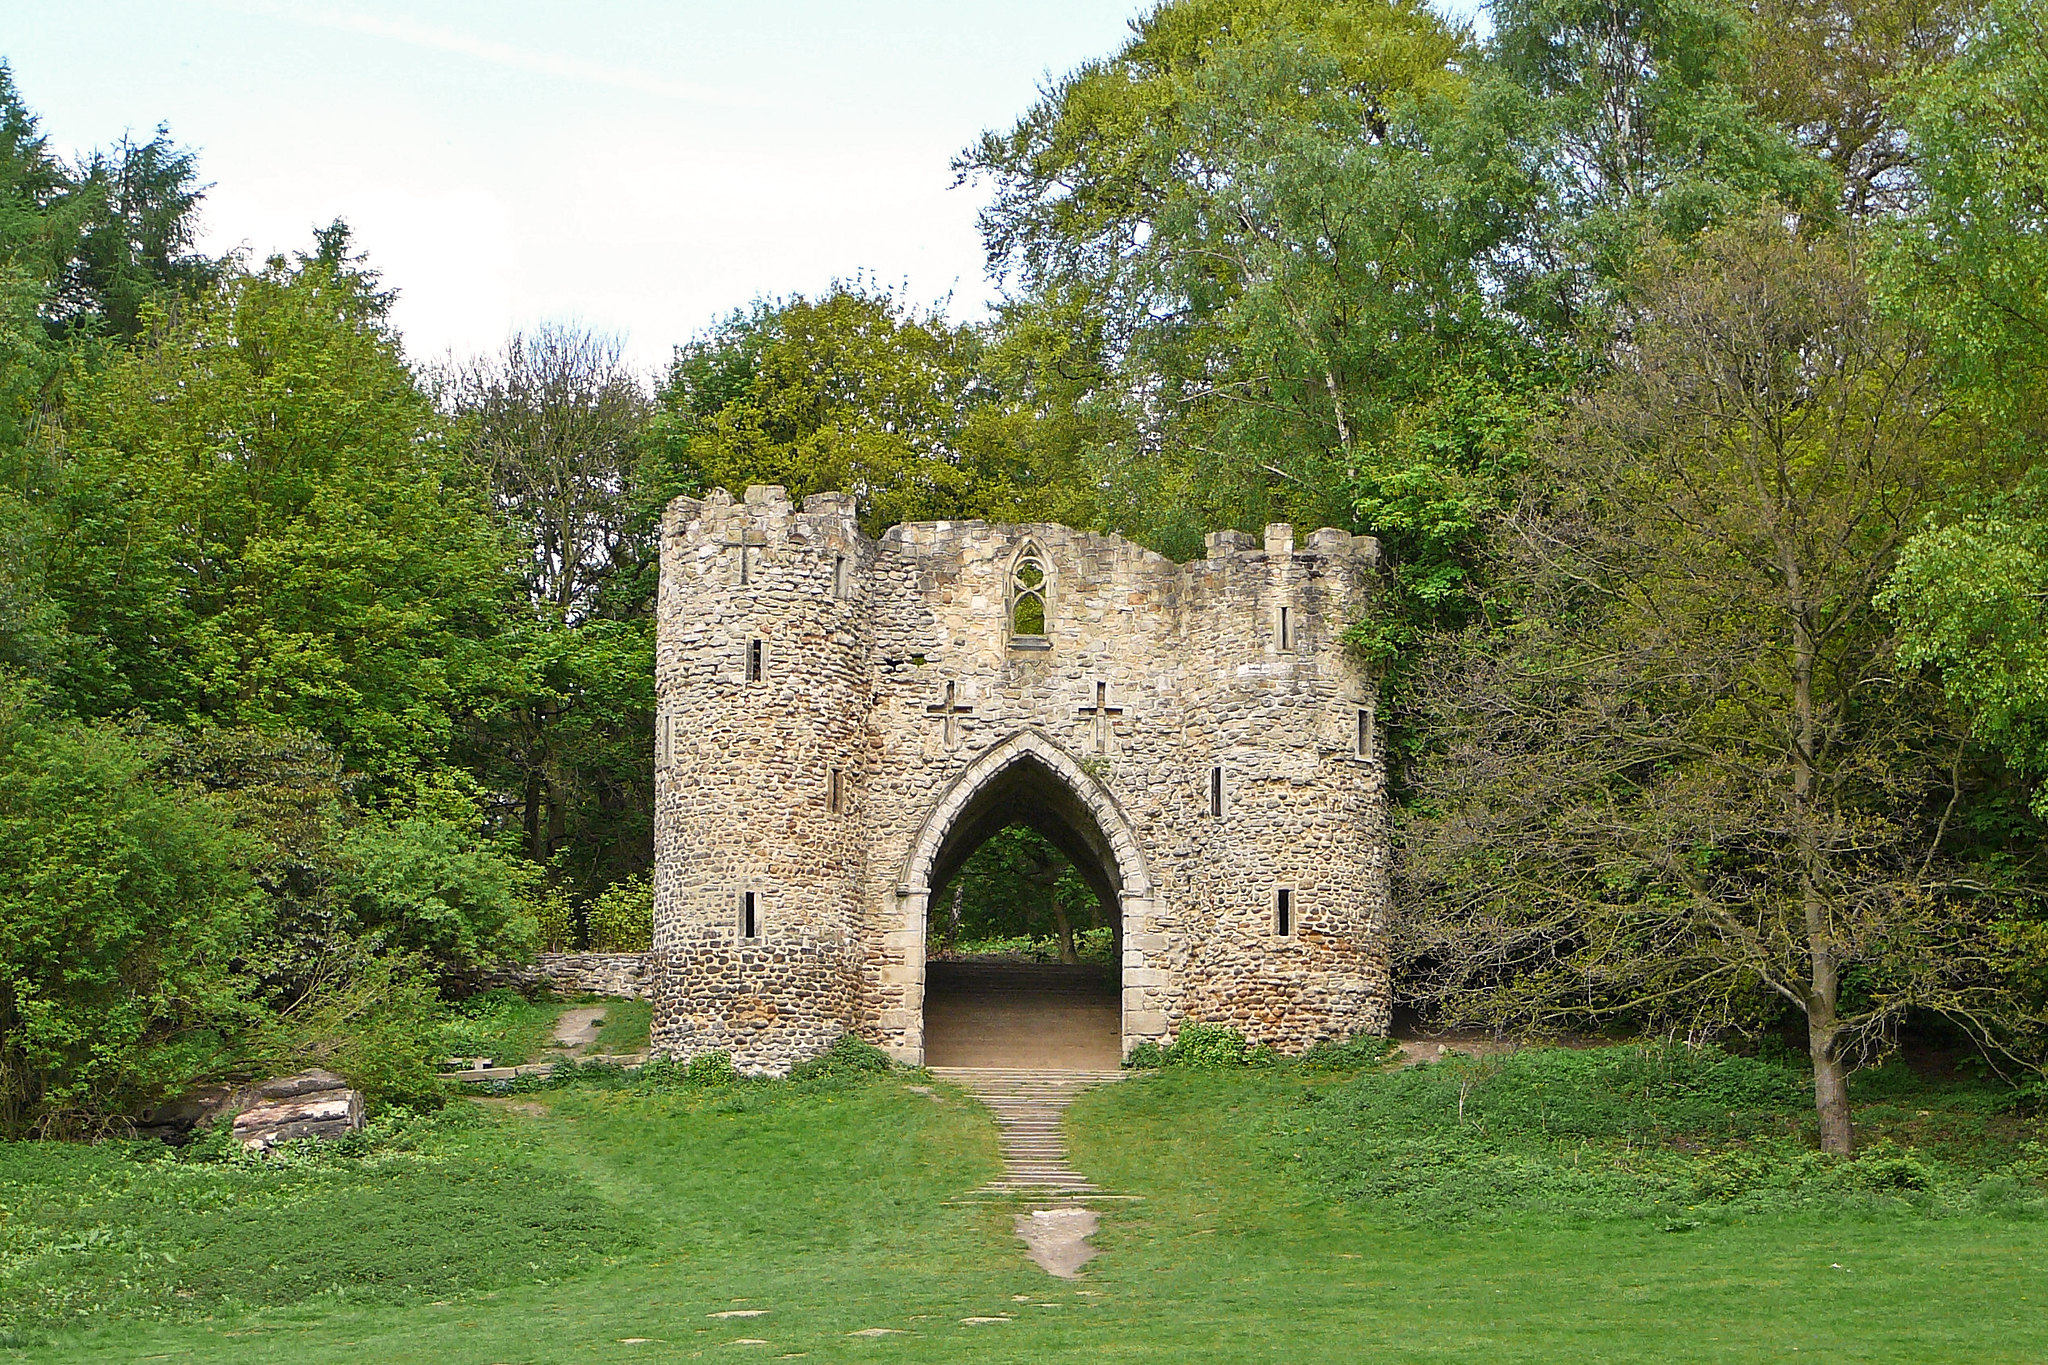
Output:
[1010, 542, 1050, 643]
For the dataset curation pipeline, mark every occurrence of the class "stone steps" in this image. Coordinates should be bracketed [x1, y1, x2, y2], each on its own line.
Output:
[929, 1066, 1127, 1199]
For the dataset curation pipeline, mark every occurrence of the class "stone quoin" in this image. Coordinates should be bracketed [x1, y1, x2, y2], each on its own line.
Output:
[652, 484, 1392, 1073]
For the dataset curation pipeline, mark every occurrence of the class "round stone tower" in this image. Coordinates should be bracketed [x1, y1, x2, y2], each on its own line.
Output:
[651, 485, 872, 1072]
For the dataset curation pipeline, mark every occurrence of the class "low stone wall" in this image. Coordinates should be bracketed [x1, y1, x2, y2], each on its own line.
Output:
[535, 951, 656, 1000]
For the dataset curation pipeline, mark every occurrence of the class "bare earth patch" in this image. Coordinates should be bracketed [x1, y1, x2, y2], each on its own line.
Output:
[548, 1007, 607, 1054]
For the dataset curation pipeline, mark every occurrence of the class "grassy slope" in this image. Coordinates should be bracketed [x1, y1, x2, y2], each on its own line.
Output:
[6, 1058, 2047, 1363]
[436, 993, 653, 1066]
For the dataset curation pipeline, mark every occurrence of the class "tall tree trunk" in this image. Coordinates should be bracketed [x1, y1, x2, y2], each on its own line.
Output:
[547, 783, 567, 861]
[1807, 961, 1854, 1156]
[525, 770, 545, 862]
[1788, 564, 1854, 1155]
[1052, 902, 1078, 966]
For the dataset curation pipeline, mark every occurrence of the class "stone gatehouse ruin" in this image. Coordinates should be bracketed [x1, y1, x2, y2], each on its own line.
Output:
[652, 484, 1392, 1072]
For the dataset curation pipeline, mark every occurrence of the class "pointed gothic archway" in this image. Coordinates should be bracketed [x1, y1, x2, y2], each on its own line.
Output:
[896, 729, 1157, 1065]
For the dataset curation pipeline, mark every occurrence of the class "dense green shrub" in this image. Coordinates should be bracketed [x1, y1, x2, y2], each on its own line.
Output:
[788, 1032, 894, 1082]
[0, 678, 260, 1137]
[586, 874, 653, 952]
[1127, 1022, 1275, 1070]
[341, 804, 538, 977]
[533, 888, 575, 952]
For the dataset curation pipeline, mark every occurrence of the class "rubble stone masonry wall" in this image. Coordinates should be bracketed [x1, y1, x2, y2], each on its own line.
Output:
[654, 485, 1391, 1074]
[533, 952, 656, 1001]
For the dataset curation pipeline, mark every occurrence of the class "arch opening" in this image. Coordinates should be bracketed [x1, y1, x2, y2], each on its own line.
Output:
[902, 733, 1146, 1068]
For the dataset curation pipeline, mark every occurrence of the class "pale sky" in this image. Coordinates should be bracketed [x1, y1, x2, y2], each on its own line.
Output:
[6, 1, 1483, 374]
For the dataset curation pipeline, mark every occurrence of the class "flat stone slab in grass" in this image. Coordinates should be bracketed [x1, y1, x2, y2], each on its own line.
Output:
[1016, 1206, 1100, 1278]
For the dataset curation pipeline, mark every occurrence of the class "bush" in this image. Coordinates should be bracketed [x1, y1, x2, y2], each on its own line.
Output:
[341, 807, 538, 978]
[247, 952, 446, 1106]
[0, 679, 260, 1137]
[1126, 1024, 1282, 1070]
[788, 1032, 894, 1082]
[683, 1051, 739, 1087]
[1171, 1023, 1273, 1069]
[533, 888, 575, 952]
[587, 874, 653, 952]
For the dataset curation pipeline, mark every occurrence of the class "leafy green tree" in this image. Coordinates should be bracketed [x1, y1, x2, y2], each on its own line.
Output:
[0, 674, 259, 1137]
[0, 65, 69, 672]
[932, 825, 1103, 964]
[1489, 0, 1834, 290]
[962, 0, 1524, 566]
[656, 283, 1035, 535]
[1743, 0, 1980, 218]
[453, 327, 651, 621]
[340, 798, 539, 979]
[1880, 0, 2048, 809]
[1876, 0, 2047, 425]
[1886, 494, 2048, 814]
[449, 328, 657, 886]
[1400, 218, 2030, 1153]
[45, 129, 220, 342]
[32, 231, 517, 788]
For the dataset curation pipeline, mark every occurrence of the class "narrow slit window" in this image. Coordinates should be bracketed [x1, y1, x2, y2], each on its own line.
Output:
[740, 890, 758, 939]
[1209, 765, 1224, 817]
[1275, 888, 1294, 937]
[834, 554, 850, 600]
[746, 639, 764, 682]
[827, 766, 844, 814]
[1356, 707, 1373, 759]
[1277, 605, 1294, 651]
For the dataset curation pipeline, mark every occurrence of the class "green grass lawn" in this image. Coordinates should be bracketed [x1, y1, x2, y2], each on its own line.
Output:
[591, 999, 652, 1055]
[437, 991, 652, 1065]
[2, 1045, 2044, 1363]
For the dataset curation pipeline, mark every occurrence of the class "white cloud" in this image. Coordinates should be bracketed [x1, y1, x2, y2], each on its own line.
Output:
[208, 0, 760, 106]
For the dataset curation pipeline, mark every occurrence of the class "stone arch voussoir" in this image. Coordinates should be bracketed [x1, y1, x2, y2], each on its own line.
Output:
[898, 728, 1153, 900]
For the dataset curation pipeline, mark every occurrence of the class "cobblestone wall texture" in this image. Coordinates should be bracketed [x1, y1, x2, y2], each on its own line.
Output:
[654, 485, 1391, 1074]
